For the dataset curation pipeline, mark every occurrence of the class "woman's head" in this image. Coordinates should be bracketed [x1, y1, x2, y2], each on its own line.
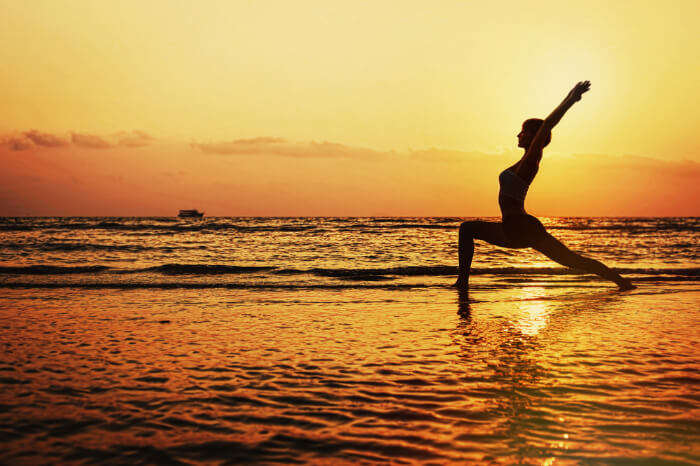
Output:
[518, 118, 551, 149]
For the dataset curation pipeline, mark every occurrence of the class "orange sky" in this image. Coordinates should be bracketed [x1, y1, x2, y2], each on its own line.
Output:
[1, 0, 698, 216]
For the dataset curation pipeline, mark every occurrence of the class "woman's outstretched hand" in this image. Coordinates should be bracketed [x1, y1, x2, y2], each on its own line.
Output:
[543, 81, 591, 131]
[566, 80, 591, 103]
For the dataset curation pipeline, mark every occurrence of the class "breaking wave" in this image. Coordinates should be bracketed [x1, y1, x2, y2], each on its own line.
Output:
[1, 264, 697, 278]
[0, 217, 697, 233]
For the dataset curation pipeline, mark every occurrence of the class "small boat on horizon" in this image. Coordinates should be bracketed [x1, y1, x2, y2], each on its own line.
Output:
[178, 209, 204, 218]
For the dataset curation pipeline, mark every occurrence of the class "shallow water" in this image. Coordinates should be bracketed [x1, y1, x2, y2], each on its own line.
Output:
[0, 217, 698, 463]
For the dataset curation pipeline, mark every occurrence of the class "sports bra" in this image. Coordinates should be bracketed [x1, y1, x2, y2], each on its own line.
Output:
[499, 168, 530, 202]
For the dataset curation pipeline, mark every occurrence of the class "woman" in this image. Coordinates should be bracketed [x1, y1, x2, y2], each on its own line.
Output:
[454, 81, 635, 291]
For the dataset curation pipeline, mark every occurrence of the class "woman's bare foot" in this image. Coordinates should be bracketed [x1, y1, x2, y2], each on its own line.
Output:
[453, 277, 468, 290]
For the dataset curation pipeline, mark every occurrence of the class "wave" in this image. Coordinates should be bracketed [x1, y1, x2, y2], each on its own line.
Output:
[289, 266, 700, 278]
[338, 224, 455, 230]
[549, 225, 699, 233]
[1, 263, 697, 278]
[0, 242, 201, 253]
[0, 221, 319, 233]
[0, 265, 111, 274]
[0, 264, 273, 275]
[1, 218, 697, 233]
[0, 282, 433, 290]
[0, 275, 697, 290]
[140, 264, 276, 275]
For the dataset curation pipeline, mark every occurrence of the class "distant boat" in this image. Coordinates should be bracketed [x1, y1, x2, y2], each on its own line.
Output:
[178, 209, 204, 218]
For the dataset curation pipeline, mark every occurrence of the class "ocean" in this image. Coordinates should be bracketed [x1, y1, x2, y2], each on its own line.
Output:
[1, 217, 698, 464]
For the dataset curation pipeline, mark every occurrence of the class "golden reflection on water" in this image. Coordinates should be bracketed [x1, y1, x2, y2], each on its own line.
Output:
[454, 290, 553, 462]
[452, 285, 633, 462]
[513, 287, 552, 336]
[453, 286, 688, 463]
[0, 284, 697, 464]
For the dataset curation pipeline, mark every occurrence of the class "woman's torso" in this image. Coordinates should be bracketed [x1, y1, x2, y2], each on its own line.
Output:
[498, 163, 536, 217]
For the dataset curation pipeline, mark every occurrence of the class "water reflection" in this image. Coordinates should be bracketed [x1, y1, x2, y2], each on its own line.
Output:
[0, 282, 694, 464]
[456, 288, 471, 319]
[451, 288, 627, 461]
[513, 288, 551, 336]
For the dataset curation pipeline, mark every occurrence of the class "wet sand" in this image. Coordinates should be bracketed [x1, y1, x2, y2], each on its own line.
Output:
[1, 283, 698, 464]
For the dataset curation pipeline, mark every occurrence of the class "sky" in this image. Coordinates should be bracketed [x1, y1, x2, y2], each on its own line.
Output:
[1, 0, 698, 216]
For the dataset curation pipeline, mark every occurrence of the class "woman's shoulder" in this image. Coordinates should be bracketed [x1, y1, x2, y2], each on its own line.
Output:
[508, 161, 538, 185]
[506, 162, 520, 172]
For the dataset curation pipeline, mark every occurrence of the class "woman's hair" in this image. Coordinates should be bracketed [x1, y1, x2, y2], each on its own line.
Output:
[523, 118, 551, 148]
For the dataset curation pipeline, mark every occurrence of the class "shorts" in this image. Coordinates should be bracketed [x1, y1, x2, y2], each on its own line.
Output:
[502, 214, 548, 248]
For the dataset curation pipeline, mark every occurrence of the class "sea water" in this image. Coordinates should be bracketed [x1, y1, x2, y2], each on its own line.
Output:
[0, 217, 698, 463]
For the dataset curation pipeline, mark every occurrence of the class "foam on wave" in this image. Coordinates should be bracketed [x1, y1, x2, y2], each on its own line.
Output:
[1, 264, 697, 277]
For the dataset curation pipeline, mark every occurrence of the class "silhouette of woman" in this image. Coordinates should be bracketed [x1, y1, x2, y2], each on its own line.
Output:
[454, 81, 635, 292]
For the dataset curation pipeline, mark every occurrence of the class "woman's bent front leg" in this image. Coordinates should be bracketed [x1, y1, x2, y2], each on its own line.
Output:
[455, 221, 514, 290]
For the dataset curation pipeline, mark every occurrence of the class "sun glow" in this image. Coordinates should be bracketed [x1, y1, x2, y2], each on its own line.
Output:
[513, 288, 552, 336]
[525, 46, 607, 109]
[0, 1, 698, 216]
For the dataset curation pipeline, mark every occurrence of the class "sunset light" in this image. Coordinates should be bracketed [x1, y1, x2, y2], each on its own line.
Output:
[1, 0, 698, 216]
[1, 1, 697, 464]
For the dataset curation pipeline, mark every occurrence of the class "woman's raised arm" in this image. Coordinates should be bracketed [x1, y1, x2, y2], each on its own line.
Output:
[519, 81, 591, 171]
[545, 80, 590, 127]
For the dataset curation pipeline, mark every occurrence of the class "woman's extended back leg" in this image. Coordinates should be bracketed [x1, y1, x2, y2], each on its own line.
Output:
[533, 233, 635, 290]
[455, 221, 518, 290]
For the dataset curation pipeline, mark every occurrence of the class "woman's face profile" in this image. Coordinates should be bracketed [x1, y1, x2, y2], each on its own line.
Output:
[517, 126, 534, 148]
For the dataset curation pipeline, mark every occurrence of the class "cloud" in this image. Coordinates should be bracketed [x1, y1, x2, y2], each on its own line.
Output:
[3, 136, 34, 151]
[0, 132, 697, 216]
[71, 132, 113, 149]
[1, 130, 69, 151]
[191, 137, 382, 159]
[23, 130, 70, 147]
[115, 130, 155, 147]
[579, 153, 700, 178]
[1, 129, 153, 151]
[407, 148, 477, 162]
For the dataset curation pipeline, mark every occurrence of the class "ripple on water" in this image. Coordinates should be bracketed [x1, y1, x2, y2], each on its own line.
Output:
[0, 287, 698, 464]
